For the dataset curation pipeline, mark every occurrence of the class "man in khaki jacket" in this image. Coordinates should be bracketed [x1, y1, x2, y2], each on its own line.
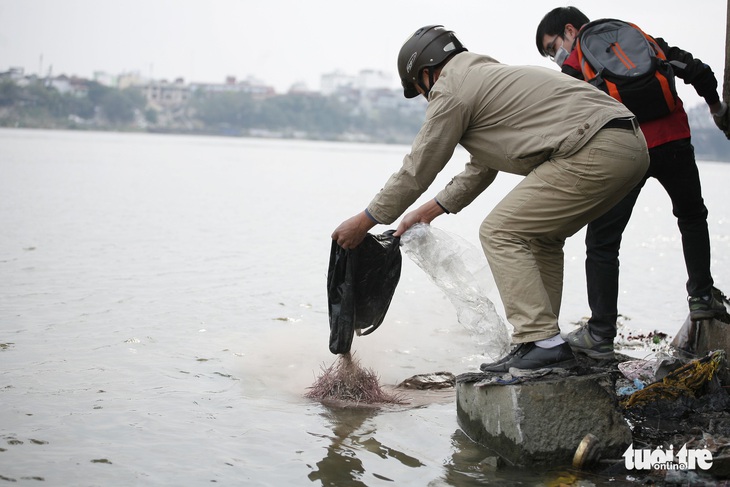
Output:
[332, 25, 649, 371]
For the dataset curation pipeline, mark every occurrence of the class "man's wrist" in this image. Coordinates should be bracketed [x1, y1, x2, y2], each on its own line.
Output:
[363, 208, 381, 225]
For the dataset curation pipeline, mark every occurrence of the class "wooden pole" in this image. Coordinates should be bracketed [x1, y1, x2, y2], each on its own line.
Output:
[725, 0, 730, 101]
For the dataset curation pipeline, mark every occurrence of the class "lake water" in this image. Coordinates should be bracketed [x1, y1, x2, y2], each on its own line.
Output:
[1, 128, 728, 485]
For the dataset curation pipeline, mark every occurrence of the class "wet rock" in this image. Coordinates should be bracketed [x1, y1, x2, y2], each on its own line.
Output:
[456, 370, 631, 467]
[396, 372, 455, 390]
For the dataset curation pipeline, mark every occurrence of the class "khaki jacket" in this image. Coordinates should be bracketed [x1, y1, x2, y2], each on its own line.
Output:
[367, 51, 634, 224]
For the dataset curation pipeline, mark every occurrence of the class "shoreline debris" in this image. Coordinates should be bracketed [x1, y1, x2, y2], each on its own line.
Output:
[622, 350, 726, 408]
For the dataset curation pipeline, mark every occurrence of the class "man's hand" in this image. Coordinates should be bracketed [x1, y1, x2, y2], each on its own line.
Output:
[711, 101, 730, 139]
[331, 211, 377, 249]
[394, 199, 446, 237]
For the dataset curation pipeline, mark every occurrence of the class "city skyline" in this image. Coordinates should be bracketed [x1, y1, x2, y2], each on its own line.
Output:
[1, 0, 726, 102]
[2, 63, 401, 97]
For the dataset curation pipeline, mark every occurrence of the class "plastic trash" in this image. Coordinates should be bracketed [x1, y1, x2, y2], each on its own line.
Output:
[400, 223, 510, 361]
[670, 286, 730, 352]
[327, 230, 402, 355]
[617, 378, 646, 396]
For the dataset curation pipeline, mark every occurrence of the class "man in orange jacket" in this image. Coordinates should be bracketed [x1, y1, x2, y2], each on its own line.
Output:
[536, 6, 728, 360]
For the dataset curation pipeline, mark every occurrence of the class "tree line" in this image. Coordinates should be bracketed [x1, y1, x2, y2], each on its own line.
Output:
[0, 77, 727, 161]
[0, 79, 146, 126]
[0, 78, 425, 144]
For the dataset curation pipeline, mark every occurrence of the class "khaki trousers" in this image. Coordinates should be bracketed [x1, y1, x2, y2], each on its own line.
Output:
[480, 126, 649, 343]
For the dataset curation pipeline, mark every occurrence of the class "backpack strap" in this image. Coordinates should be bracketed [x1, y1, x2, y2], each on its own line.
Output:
[575, 37, 598, 82]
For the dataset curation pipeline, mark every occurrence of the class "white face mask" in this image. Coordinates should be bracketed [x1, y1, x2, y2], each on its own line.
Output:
[553, 46, 570, 67]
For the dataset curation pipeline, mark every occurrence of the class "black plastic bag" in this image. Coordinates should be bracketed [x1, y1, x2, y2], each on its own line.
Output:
[327, 230, 402, 354]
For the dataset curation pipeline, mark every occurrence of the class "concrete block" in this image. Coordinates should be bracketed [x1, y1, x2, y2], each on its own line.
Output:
[456, 372, 631, 466]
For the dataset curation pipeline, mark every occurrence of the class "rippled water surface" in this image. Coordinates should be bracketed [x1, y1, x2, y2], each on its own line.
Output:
[1, 128, 728, 485]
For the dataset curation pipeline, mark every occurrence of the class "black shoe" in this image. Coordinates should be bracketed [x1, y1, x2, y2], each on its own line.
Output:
[480, 342, 576, 373]
[479, 345, 523, 371]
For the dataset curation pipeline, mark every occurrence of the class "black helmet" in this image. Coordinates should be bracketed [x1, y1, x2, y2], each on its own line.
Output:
[397, 25, 467, 98]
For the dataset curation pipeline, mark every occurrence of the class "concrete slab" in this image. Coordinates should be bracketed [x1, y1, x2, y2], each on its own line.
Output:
[456, 372, 631, 466]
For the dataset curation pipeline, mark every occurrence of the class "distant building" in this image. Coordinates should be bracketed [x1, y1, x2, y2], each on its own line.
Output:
[92, 70, 147, 89]
[48, 75, 88, 97]
[117, 72, 146, 89]
[321, 71, 354, 95]
[288, 81, 316, 95]
[321, 69, 397, 96]
[0, 67, 25, 81]
[355, 69, 396, 92]
[191, 76, 275, 98]
[143, 78, 190, 108]
[93, 71, 118, 87]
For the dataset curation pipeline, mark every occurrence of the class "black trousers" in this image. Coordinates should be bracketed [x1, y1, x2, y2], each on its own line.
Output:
[584, 137, 714, 338]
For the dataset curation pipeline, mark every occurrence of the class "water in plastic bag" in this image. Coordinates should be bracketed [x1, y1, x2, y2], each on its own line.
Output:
[400, 223, 511, 361]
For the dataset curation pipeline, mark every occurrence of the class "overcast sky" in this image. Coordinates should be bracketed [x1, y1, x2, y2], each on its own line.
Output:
[1, 0, 727, 107]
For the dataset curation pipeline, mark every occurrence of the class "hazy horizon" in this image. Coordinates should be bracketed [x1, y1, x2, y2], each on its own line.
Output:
[1, 0, 726, 102]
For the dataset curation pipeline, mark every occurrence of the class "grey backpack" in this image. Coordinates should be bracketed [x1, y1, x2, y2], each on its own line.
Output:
[575, 19, 678, 122]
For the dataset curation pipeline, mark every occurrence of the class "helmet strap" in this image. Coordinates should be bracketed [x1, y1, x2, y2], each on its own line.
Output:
[418, 68, 436, 99]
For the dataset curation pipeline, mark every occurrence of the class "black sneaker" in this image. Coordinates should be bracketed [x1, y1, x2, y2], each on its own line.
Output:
[688, 294, 726, 320]
[479, 342, 575, 373]
[565, 326, 615, 360]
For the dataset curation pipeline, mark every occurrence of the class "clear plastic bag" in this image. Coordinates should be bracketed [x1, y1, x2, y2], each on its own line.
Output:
[400, 223, 510, 360]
